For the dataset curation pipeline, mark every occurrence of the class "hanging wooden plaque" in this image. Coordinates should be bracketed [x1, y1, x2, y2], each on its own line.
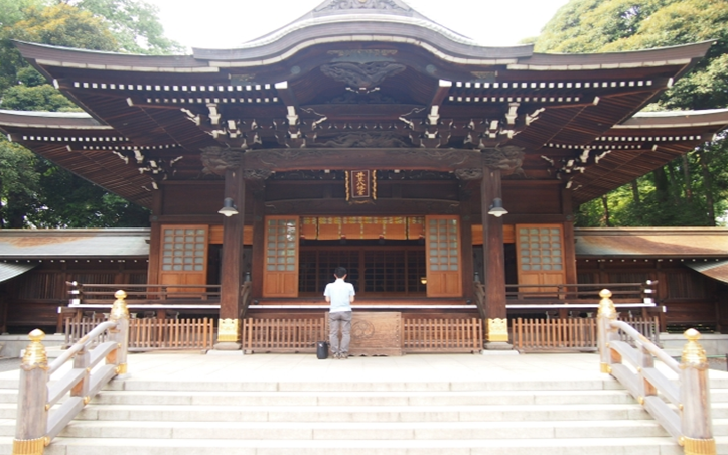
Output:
[346, 170, 376, 204]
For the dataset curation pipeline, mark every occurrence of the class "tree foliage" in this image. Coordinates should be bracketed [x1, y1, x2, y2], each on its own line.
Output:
[69, 0, 183, 54]
[534, 0, 728, 226]
[0, 0, 179, 228]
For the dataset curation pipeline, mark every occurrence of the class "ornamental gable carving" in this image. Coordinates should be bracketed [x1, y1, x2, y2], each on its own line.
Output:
[321, 62, 406, 90]
[316, 0, 408, 11]
[315, 132, 409, 148]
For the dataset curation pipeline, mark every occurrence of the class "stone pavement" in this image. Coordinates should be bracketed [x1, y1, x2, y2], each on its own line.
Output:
[0, 350, 724, 387]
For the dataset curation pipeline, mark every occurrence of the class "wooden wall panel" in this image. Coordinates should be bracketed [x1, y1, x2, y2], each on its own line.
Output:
[503, 186, 562, 214]
[162, 184, 223, 215]
[425, 215, 462, 298]
[208, 225, 253, 245]
[472, 224, 515, 245]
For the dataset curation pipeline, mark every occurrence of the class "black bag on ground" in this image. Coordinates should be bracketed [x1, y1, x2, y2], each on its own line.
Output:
[316, 341, 328, 359]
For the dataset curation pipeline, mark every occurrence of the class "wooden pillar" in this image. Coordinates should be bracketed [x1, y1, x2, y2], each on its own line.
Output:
[250, 188, 266, 300]
[561, 186, 578, 285]
[480, 167, 510, 346]
[460, 210, 474, 302]
[147, 189, 163, 285]
[217, 165, 245, 348]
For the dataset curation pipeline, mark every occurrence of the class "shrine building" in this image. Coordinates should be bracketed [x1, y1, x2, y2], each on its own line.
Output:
[2, 0, 728, 352]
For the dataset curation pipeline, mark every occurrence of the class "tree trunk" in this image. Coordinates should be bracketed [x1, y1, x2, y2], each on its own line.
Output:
[665, 163, 681, 204]
[652, 167, 670, 204]
[630, 179, 641, 204]
[682, 154, 693, 200]
[601, 195, 611, 227]
[697, 149, 716, 225]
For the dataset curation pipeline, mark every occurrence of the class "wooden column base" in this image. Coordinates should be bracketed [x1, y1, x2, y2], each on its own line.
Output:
[486, 318, 509, 342]
[12, 437, 45, 455]
[681, 436, 716, 455]
[216, 318, 240, 345]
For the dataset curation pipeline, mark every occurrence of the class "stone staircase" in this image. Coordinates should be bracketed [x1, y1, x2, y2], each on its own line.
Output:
[0, 372, 727, 455]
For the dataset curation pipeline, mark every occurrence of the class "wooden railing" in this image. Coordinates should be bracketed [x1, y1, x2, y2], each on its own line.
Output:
[403, 318, 482, 353]
[512, 316, 659, 351]
[472, 283, 486, 319]
[513, 317, 597, 351]
[241, 316, 484, 354]
[13, 291, 130, 455]
[65, 317, 215, 351]
[242, 317, 325, 353]
[67, 282, 222, 305]
[597, 289, 715, 455]
[240, 281, 253, 319]
[504, 281, 657, 307]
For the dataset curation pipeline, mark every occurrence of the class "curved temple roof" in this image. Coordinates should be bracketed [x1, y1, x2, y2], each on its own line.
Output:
[0, 0, 727, 208]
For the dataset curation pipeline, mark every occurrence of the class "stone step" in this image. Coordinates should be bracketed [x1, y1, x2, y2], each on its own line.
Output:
[90, 389, 641, 407]
[0, 435, 706, 455]
[53, 419, 672, 440]
[70, 403, 654, 423]
[105, 379, 628, 393]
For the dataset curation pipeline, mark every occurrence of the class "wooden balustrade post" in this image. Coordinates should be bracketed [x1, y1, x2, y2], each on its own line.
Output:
[679, 328, 715, 455]
[12, 329, 48, 455]
[107, 290, 130, 379]
[70, 346, 90, 404]
[597, 289, 619, 373]
[636, 342, 657, 405]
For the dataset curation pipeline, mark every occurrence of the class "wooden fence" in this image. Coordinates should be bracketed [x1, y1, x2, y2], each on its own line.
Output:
[241, 317, 326, 353]
[403, 318, 482, 353]
[65, 317, 215, 351]
[512, 316, 660, 351]
[65, 315, 659, 354]
[241, 316, 483, 354]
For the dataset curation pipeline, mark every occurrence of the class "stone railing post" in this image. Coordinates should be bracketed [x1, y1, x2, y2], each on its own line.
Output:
[597, 289, 619, 373]
[13, 329, 49, 455]
[107, 290, 130, 378]
[680, 328, 715, 455]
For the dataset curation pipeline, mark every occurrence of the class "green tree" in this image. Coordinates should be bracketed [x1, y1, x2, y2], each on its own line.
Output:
[0, 136, 40, 228]
[0, 0, 164, 227]
[534, 0, 728, 226]
[71, 0, 184, 54]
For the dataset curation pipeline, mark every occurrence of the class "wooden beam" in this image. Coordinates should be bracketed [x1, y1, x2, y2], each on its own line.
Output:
[242, 148, 482, 172]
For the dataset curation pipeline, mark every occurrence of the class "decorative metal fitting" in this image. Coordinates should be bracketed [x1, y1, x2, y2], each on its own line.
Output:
[597, 289, 616, 318]
[218, 318, 240, 343]
[116, 363, 128, 375]
[637, 396, 644, 405]
[83, 396, 91, 405]
[21, 329, 48, 371]
[110, 290, 130, 321]
[682, 328, 708, 368]
[681, 436, 716, 455]
[12, 437, 45, 455]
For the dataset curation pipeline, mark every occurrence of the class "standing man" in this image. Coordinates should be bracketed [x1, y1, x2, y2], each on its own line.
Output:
[323, 267, 355, 359]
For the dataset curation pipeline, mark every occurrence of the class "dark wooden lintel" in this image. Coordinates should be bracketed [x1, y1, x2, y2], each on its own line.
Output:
[243, 148, 482, 172]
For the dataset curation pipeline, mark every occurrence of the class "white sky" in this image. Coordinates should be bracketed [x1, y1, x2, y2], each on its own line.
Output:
[146, 0, 571, 51]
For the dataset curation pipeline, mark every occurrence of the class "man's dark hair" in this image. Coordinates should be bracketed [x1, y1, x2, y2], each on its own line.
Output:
[334, 267, 347, 278]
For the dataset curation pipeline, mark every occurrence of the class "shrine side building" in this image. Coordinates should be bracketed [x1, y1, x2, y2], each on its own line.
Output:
[1, 0, 728, 348]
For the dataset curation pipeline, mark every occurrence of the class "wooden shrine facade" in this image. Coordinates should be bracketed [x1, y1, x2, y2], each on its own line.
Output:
[2, 0, 728, 348]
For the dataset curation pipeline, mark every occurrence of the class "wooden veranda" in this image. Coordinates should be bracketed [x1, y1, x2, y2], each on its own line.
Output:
[61, 281, 660, 353]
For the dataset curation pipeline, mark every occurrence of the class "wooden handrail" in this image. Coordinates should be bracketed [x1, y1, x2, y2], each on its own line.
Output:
[472, 282, 486, 320]
[13, 291, 130, 455]
[240, 281, 253, 319]
[597, 289, 715, 455]
[66, 282, 223, 309]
